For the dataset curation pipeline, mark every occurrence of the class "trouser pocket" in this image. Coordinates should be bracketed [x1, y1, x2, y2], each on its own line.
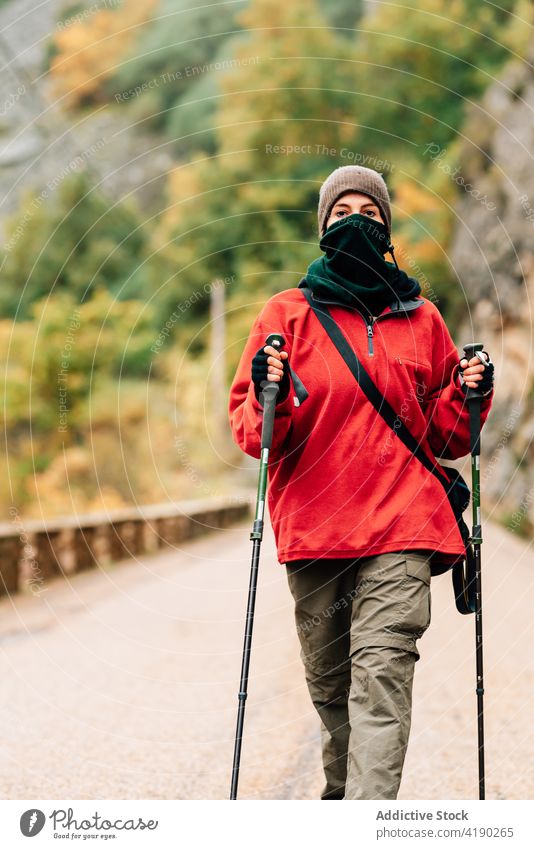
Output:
[349, 551, 432, 661]
[401, 553, 432, 639]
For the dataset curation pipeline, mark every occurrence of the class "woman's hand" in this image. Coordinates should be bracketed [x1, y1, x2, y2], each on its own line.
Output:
[263, 345, 289, 382]
[251, 344, 290, 402]
[459, 352, 494, 394]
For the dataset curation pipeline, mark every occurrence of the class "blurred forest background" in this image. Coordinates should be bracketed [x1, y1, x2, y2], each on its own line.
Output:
[1, 0, 533, 534]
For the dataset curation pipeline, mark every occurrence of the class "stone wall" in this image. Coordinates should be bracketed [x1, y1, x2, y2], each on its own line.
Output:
[0, 494, 252, 597]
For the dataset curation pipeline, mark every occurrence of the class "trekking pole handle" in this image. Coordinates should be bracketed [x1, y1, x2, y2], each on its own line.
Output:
[462, 342, 485, 401]
[463, 342, 484, 360]
[265, 333, 285, 352]
[260, 334, 286, 450]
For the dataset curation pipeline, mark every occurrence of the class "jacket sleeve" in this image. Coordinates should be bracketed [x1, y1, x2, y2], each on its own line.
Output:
[228, 299, 294, 460]
[422, 308, 494, 460]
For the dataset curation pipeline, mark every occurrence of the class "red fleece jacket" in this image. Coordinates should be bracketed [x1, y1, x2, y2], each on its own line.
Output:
[228, 287, 494, 565]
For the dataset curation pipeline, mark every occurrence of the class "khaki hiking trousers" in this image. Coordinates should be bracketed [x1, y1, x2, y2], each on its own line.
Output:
[285, 550, 432, 800]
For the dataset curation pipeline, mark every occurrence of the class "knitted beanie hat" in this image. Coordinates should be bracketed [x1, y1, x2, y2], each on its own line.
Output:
[317, 165, 392, 238]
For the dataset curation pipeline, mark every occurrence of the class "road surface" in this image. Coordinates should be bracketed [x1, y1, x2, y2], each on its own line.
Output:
[0, 516, 532, 799]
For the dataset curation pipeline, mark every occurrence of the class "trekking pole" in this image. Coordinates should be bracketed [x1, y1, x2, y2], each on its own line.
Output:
[462, 342, 486, 801]
[230, 333, 286, 800]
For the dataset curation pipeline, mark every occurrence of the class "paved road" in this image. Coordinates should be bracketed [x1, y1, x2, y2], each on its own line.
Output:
[0, 517, 532, 799]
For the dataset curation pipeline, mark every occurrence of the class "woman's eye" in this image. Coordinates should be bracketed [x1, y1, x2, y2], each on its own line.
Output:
[333, 209, 377, 220]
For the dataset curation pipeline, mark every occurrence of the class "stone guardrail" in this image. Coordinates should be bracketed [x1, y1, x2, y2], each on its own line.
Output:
[0, 494, 254, 598]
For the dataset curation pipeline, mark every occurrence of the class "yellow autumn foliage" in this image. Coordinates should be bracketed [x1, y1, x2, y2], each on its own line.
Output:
[394, 179, 443, 217]
[159, 155, 209, 236]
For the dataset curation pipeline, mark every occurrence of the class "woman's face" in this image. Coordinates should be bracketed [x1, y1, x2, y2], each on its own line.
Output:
[325, 191, 385, 231]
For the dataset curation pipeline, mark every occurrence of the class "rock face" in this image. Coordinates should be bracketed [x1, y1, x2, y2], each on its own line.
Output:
[449, 38, 534, 533]
[0, 0, 173, 231]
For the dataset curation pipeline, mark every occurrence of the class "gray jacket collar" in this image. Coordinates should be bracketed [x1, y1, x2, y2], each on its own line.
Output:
[297, 277, 425, 315]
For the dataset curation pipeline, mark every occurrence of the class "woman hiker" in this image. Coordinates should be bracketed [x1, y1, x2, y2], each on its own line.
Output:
[228, 164, 495, 800]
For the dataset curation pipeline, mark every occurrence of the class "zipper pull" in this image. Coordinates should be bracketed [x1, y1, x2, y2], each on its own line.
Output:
[367, 322, 374, 356]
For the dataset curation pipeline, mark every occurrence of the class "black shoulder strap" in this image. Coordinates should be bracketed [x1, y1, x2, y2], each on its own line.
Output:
[301, 286, 451, 492]
[301, 287, 475, 613]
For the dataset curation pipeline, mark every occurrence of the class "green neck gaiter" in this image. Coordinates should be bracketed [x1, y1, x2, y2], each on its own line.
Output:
[305, 212, 420, 316]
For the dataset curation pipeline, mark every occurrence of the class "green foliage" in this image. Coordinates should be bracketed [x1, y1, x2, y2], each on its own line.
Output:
[144, 0, 531, 351]
[148, 0, 361, 338]
[318, 0, 364, 35]
[351, 0, 526, 160]
[0, 172, 149, 319]
[0, 281, 204, 514]
[1, 287, 156, 461]
[57, 1, 87, 23]
[165, 31, 252, 157]
[106, 0, 247, 132]
[107, 0, 365, 143]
